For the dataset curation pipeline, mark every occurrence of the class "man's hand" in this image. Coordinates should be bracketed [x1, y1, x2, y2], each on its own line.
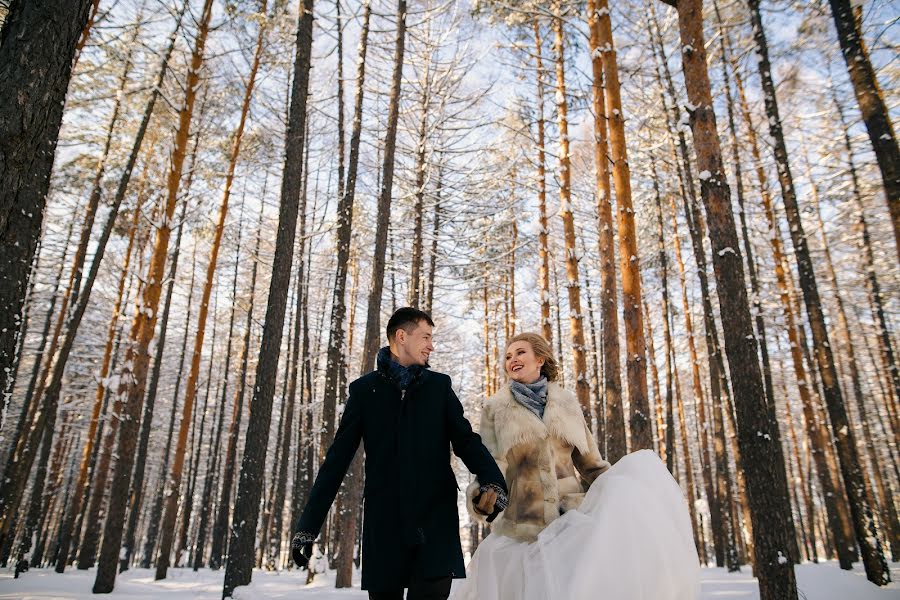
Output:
[291, 532, 314, 568]
[474, 489, 498, 516]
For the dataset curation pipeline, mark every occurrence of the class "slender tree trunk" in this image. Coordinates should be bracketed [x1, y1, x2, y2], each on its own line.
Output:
[76, 174, 151, 571]
[828, 0, 899, 260]
[425, 161, 442, 315]
[329, 0, 371, 587]
[91, 0, 215, 591]
[141, 236, 198, 569]
[803, 146, 900, 561]
[714, 3, 799, 565]
[0, 0, 93, 413]
[746, 0, 888, 583]
[551, 2, 589, 417]
[210, 200, 265, 570]
[360, 0, 407, 372]
[659, 1, 797, 597]
[122, 200, 188, 572]
[157, 0, 264, 580]
[594, 0, 650, 450]
[222, 2, 315, 595]
[648, 13, 723, 562]
[586, 5, 625, 461]
[409, 54, 431, 308]
[532, 19, 552, 344]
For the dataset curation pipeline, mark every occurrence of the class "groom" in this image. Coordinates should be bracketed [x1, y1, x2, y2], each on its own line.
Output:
[292, 307, 508, 600]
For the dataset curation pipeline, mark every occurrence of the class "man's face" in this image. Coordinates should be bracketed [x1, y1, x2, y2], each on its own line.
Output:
[395, 321, 434, 367]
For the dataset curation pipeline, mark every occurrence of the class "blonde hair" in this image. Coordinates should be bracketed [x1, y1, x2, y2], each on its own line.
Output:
[506, 332, 560, 382]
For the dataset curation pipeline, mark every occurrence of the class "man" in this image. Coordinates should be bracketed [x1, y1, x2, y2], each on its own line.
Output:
[292, 307, 507, 600]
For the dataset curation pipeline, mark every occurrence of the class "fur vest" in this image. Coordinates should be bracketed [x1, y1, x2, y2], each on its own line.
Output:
[466, 382, 610, 543]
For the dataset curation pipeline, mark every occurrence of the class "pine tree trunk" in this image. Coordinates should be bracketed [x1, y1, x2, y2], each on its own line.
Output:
[321, 0, 370, 484]
[222, 1, 315, 595]
[425, 162, 442, 315]
[828, 0, 899, 261]
[715, 3, 798, 564]
[0, 0, 93, 412]
[91, 0, 215, 591]
[409, 56, 431, 308]
[586, 3, 625, 461]
[594, 0, 651, 450]
[552, 2, 589, 417]
[123, 200, 188, 572]
[141, 239, 198, 569]
[210, 200, 265, 570]
[746, 0, 889, 584]
[532, 19, 553, 344]
[156, 0, 263, 580]
[76, 186, 150, 571]
[360, 0, 407, 373]
[330, 0, 371, 587]
[648, 12, 723, 563]
[660, 1, 798, 596]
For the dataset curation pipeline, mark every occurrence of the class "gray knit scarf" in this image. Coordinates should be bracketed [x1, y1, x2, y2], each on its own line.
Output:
[509, 376, 549, 420]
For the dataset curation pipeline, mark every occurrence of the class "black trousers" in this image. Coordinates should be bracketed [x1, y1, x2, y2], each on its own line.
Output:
[367, 576, 452, 600]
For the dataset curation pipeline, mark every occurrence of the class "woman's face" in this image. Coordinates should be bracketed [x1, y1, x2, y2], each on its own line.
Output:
[505, 341, 545, 384]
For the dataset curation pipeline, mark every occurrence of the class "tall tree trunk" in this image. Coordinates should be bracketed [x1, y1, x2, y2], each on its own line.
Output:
[222, 1, 315, 595]
[714, 2, 798, 565]
[828, 0, 899, 260]
[157, 0, 264, 580]
[425, 161, 442, 315]
[329, 0, 371, 587]
[745, 0, 889, 584]
[0, 0, 93, 412]
[91, 0, 215, 591]
[360, 0, 406, 372]
[409, 53, 431, 308]
[210, 199, 265, 570]
[728, 40, 851, 567]
[594, 0, 651, 450]
[76, 168, 150, 571]
[586, 4, 625, 461]
[551, 2, 589, 417]
[122, 199, 188, 572]
[141, 230, 199, 569]
[321, 0, 370, 481]
[648, 12, 723, 563]
[659, 1, 798, 597]
[532, 19, 553, 344]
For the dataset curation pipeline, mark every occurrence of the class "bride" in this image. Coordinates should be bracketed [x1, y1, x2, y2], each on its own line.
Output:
[454, 332, 701, 600]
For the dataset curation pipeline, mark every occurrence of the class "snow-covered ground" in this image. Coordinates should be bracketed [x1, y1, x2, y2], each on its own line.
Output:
[1, 562, 898, 599]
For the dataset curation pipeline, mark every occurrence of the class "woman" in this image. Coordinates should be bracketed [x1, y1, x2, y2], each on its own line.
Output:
[454, 333, 700, 600]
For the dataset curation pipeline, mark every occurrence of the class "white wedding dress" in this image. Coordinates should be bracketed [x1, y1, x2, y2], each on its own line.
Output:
[453, 449, 701, 600]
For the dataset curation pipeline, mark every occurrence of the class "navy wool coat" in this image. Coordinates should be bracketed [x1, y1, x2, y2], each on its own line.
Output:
[294, 366, 507, 591]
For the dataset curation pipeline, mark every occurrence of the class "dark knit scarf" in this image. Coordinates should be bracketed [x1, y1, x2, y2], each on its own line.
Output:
[376, 346, 428, 391]
[509, 376, 549, 420]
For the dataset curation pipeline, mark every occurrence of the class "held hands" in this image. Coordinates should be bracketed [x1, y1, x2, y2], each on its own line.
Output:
[473, 489, 498, 516]
[472, 483, 507, 523]
[291, 532, 314, 568]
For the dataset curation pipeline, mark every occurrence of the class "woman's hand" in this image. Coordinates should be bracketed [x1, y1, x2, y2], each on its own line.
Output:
[474, 489, 498, 515]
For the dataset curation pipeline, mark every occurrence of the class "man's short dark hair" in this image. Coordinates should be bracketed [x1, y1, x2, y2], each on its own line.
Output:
[386, 307, 434, 341]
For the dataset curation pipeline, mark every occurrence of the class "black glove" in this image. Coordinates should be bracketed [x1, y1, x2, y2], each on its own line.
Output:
[291, 532, 314, 568]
